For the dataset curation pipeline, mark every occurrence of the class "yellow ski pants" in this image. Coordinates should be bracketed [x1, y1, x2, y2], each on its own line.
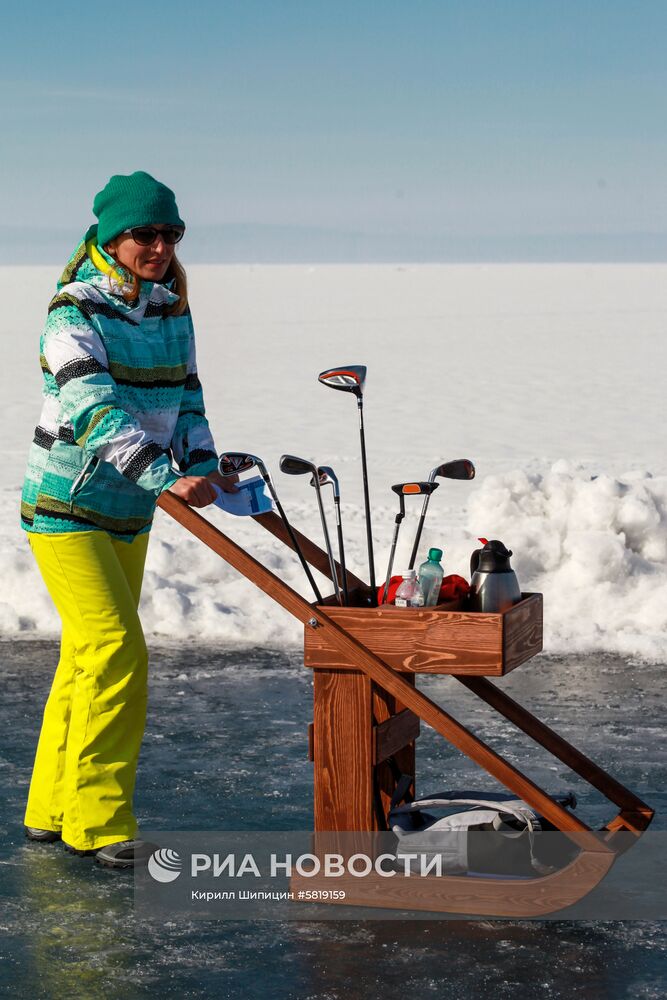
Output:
[25, 530, 150, 851]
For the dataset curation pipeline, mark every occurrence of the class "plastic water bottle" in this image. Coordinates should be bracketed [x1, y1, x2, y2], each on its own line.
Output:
[394, 570, 424, 608]
[418, 547, 444, 606]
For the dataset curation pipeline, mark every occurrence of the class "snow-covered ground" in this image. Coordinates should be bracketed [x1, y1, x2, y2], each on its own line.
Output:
[1, 263, 666, 657]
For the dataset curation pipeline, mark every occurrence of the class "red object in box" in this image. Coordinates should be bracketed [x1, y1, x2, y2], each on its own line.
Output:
[377, 573, 470, 605]
[378, 575, 403, 604]
[439, 574, 470, 601]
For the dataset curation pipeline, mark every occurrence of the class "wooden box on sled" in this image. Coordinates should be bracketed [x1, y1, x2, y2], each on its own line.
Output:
[304, 593, 543, 677]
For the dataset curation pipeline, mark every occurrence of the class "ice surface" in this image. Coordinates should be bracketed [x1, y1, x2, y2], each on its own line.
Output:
[1, 643, 665, 996]
[2, 264, 666, 657]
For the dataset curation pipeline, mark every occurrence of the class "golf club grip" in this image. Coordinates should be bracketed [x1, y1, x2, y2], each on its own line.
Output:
[254, 511, 368, 594]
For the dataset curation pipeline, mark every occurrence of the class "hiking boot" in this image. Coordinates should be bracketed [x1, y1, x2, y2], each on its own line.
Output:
[25, 826, 62, 843]
[95, 840, 158, 869]
[63, 841, 97, 857]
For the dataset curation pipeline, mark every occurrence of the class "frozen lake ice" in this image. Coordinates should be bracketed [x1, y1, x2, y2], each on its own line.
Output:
[1, 640, 665, 998]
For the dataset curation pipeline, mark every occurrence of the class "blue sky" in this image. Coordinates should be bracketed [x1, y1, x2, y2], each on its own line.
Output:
[2, 0, 666, 261]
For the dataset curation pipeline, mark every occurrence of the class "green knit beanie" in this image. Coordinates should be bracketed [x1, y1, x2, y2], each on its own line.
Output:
[93, 171, 184, 247]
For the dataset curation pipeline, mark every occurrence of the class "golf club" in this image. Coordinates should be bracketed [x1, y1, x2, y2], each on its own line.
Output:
[407, 459, 476, 570]
[382, 481, 439, 604]
[318, 366, 376, 603]
[279, 454, 342, 606]
[310, 465, 349, 605]
[218, 451, 323, 603]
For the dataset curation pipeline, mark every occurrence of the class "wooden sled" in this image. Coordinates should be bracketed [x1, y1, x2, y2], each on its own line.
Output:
[158, 493, 654, 917]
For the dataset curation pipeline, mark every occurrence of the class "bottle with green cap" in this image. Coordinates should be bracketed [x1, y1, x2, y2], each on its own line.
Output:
[417, 548, 444, 606]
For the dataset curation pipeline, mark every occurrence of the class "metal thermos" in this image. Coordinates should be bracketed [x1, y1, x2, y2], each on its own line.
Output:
[469, 539, 521, 613]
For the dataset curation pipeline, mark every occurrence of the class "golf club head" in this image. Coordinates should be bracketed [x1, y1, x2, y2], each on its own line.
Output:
[318, 365, 367, 398]
[219, 452, 258, 477]
[310, 465, 340, 498]
[309, 470, 331, 488]
[391, 481, 439, 496]
[279, 454, 317, 478]
[431, 459, 476, 481]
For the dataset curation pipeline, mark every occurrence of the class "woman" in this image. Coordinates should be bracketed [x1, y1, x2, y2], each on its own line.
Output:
[20, 171, 236, 868]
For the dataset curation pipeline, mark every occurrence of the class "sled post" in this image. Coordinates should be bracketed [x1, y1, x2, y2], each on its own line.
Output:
[310, 664, 418, 832]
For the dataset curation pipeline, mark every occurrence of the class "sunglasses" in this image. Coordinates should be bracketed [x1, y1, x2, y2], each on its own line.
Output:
[121, 225, 185, 246]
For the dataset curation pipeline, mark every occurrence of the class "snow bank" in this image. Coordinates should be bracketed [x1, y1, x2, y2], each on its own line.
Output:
[3, 464, 666, 660]
[464, 462, 667, 659]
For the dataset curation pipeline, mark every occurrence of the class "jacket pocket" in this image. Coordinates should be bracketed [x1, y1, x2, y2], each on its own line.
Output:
[69, 456, 100, 511]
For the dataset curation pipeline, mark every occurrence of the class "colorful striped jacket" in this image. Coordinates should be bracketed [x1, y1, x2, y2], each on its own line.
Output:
[21, 229, 218, 540]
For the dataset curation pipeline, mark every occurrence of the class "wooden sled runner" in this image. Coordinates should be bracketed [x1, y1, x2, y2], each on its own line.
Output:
[158, 493, 654, 917]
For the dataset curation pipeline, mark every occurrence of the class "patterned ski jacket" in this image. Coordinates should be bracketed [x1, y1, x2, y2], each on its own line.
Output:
[21, 229, 218, 540]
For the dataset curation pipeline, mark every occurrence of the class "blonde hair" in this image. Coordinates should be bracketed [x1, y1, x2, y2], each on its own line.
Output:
[163, 255, 189, 316]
